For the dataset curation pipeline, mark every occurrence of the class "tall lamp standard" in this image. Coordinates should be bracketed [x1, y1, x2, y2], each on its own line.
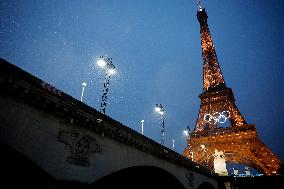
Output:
[80, 82, 87, 102]
[155, 104, 165, 145]
[141, 120, 144, 135]
[183, 126, 193, 161]
[96, 55, 116, 114]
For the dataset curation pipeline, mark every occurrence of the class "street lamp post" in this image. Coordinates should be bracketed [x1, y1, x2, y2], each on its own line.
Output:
[183, 126, 193, 161]
[80, 82, 87, 102]
[96, 55, 116, 114]
[141, 120, 144, 135]
[155, 104, 165, 145]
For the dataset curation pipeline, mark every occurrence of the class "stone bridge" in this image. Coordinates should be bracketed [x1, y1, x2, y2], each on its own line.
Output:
[0, 58, 223, 188]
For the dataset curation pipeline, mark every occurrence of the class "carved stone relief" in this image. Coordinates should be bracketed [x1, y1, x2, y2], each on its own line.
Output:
[58, 130, 102, 167]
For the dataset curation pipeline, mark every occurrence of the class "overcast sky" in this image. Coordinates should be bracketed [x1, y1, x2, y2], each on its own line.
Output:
[1, 0, 284, 172]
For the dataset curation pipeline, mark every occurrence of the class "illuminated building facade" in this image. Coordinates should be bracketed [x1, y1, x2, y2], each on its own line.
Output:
[183, 6, 281, 175]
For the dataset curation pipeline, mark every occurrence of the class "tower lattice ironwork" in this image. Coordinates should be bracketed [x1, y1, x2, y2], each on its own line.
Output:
[183, 6, 281, 175]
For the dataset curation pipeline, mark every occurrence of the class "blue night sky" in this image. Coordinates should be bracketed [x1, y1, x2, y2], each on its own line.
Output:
[1, 0, 284, 169]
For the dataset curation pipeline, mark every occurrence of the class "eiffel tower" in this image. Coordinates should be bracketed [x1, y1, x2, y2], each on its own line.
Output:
[183, 2, 281, 175]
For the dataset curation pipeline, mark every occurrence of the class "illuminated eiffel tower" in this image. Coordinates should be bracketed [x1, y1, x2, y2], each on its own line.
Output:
[183, 2, 281, 175]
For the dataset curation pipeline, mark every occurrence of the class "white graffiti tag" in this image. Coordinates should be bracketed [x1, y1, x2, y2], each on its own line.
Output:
[203, 111, 230, 124]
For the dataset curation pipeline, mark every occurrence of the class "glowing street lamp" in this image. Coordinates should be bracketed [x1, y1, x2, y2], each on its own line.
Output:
[155, 106, 162, 113]
[155, 104, 165, 145]
[96, 55, 116, 114]
[80, 82, 87, 102]
[97, 58, 106, 67]
[155, 104, 165, 115]
[183, 126, 190, 138]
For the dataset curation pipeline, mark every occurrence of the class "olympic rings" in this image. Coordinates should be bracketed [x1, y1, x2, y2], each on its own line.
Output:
[203, 111, 230, 124]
